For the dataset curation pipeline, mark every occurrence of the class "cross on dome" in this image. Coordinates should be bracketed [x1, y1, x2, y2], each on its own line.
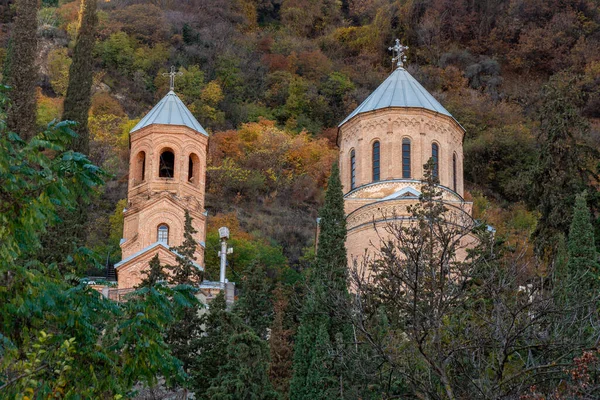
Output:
[163, 66, 183, 91]
[388, 39, 409, 69]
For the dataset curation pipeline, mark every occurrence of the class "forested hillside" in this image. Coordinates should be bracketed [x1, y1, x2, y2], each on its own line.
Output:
[1, 0, 600, 398]
[0, 0, 598, 270]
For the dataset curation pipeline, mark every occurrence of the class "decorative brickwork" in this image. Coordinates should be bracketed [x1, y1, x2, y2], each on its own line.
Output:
[116, 123, 208, 289]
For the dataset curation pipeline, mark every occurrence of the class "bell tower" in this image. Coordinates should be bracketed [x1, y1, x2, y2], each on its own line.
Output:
[115, 86, 208, 289]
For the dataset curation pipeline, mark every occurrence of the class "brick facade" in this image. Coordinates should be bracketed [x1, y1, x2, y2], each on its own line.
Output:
[116, 123, 208, 289]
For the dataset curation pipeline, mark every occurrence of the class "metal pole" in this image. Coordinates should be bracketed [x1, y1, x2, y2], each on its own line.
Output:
[220, 238, 227, 286]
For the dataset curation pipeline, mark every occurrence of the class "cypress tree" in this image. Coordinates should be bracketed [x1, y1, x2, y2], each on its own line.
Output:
[234, 261, 273, 339]
[530, 73, 599, 255]
[168, 210, 203, 285]
[62, 0, 98, 154]
[166, 210, 203, 379]
[137, 254, 167, 289]
[269, 284, 294, 398]
[5, 0, 38, 140]
[567, 192, 600, 289]
[206, 331, 280, 400]
[291, 162, 353, 399]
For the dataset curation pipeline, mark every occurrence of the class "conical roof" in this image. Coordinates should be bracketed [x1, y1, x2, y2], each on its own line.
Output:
[130, 91, 207, 135]
[339, 67, 458, 127]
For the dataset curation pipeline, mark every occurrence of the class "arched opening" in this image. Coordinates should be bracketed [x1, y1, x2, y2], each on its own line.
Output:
[159, 150, 175, 178]
[134, 151, 146, 184]
[157, 224, 169, 244]
[432, 143, 439, 179]
[372, 141, 380, 182]
[453, 153, 457, 191]
[188, 153, 200, 185]
[350, 149, 356, 190]
[402, 138, 411, 179]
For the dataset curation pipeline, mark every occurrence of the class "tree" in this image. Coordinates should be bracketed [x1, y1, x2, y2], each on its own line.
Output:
[234, 261, 274, 339]
[269, 284, 294, 398]
[190, 293, 229, 395]
[165, 210, 204, 385]
[567, 192, 599, 280]
[137, 254, 168, 289]
[62, 0, 98, 155]
[168, 210, 203, 285]
[5, 0, 38, 140]
[530, 73, 599, 255]
[349, 159, 600, 397]
[206, 331, 280, 400]
[291, 162, 355, 399]
[0, 86, 194, 398]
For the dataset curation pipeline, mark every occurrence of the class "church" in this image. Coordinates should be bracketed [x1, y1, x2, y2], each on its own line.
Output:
[105, 71, 230, 302]
[338, 41, 473, 262]
[110, 41, 472, 295]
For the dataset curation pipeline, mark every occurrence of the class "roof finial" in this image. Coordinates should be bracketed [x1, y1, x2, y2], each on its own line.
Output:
[389, 39, 408, 69]
[163, 66, 183, 92]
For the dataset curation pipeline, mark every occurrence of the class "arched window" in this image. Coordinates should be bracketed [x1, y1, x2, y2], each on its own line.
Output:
[372, 141, 380, 182]
[350, 149, 356, 190]
[402, 138, 411, 179]
[157, 224, 169, 244]
[432, 143, 439, 179]
[159, 150, 175, 178]
[134, 151, 146, 184]
[453, 153, 457, 191]
[188, 153, 200, 185]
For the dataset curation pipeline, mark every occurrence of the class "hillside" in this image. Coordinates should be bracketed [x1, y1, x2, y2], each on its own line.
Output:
[1, 0, 598, 274]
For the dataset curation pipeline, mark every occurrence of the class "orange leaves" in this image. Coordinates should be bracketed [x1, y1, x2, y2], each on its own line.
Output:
[208, 119, 336, 204]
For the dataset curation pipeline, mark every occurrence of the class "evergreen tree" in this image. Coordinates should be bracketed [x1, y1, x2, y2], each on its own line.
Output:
[291, 162, 354, 399]
[206, 330, 280, 400]
[269, 284, 294, 399]
[168, 210, 203, 285]
[62, 0, 98, 155]
[234, 261, 273, 339]
[37, 0, 98, 273]
[166, 210, 203, 382]
[567, 192, 600, 290]
[191, 293, 237, 396]
[137, 254, 167, 289]
[530, 73, 599, 255]
[5, 0, 37, 140]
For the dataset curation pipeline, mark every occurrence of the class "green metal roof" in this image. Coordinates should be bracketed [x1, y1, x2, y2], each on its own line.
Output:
[339, 67, 457, 127]
[130, 91, 207, 135]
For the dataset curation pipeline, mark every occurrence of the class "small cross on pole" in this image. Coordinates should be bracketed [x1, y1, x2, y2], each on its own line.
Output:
[388, 39, 409, 69]
[162, 66, 183, 91]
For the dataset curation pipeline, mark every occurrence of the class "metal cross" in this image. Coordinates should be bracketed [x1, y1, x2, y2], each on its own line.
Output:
[163, 66, 183, 91]
[389, 39, 409, 68]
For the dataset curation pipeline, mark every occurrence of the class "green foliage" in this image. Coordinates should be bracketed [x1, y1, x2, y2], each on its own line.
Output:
[97, 32, 136, 74]
[204, 230, 288, 282]
[567, 192, 600, 287]
[165, 210, 204, 385]
[0, 90, 104, 265]
[269, 284, 294, 398]
[291, 162, 354, 399]
[47, 48, 71, 96]
[234, 261, 274, 339]
[6, 0, 38, 140]
[137, 254, 168, 289]
[205, 331, 280, 400]
[530, 73, 599, 255]
[168, 210, 203, 285]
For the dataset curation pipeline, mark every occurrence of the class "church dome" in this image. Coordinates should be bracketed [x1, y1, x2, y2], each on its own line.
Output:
[339, 67, 458, 127]
[130, 90, 207, 135]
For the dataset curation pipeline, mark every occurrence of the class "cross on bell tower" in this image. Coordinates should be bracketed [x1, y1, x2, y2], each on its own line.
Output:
[388, 39, 409, 69]
[163, 66, 183, 91]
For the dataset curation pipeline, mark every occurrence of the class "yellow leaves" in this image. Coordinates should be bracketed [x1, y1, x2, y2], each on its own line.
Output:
[36, 89, 64, 127]
[201, 81, 225, 106]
